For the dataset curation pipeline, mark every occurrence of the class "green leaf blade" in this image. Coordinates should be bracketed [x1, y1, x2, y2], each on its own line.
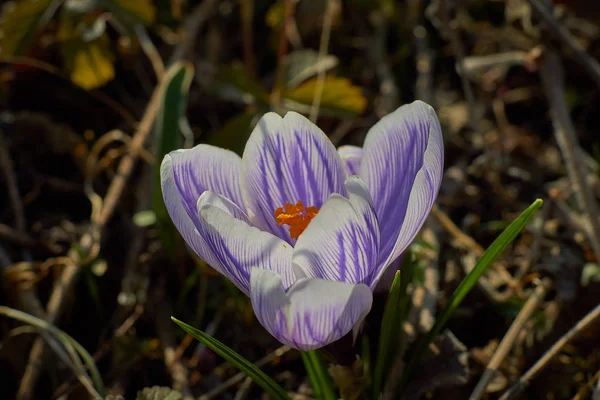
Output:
[433, 199, 543, 333]
[171, 317, 291, 400]
[301, 351, 337, 400]
[152, 62, 194, 258]
[372, 254, 415, 399]
[397, 199, 543, 397]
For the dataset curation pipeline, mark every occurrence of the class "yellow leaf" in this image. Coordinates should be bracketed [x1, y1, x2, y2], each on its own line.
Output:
[0, 0, 59, 56]
[59, 14, 115, 90]
[265, 2, 284, 28]
[284, 76, 367, 118]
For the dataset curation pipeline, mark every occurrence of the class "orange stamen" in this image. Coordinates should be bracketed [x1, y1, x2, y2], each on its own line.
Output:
[274, 200, 319, 240]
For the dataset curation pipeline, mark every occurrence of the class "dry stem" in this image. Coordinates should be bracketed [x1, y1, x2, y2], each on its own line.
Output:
[539, 49, 600, 264]
[499, 303, 600, 400]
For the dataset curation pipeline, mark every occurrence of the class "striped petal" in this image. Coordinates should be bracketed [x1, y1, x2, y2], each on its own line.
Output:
[250, 268, 372, 351]
[360, 101, 443, 287]
[161, 154, 212, 261]
[161, 145, 245, 240]
[195, 191, 296, 295]
[293, 177, 380, 285]
[241, 112, 347, 243]
[338, 145, 363, 176]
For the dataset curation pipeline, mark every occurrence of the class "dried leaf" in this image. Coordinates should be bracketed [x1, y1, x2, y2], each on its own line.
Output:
[58, 12, 115, 89]
[0, 0, 61, 56]
[284, 76, 367, 118]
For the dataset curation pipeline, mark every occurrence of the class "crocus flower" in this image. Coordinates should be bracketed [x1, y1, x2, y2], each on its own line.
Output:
[161, 100, 443, 351]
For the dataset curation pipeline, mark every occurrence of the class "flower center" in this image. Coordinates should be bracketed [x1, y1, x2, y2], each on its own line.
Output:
[274, 200, 319, 240]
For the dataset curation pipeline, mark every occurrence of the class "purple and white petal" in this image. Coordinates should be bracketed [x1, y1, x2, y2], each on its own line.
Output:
[360, 101, 443, 286]
[241, 112, 347, 243]
[338, 145, 363, 176]
[197, 191, 249, 224]
[293, 181, 379, 284]
[196, 192, 296, 295]
[161, 155, 214, 261]
[165, 144, 245, 224]
[250, 268, 373, 351]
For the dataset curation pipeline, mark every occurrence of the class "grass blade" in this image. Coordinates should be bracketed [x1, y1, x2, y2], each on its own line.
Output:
[152, 61, 194, 257]
[372, 253, 415, 399]
[397, 199, 543, 396]
[171, 317, 291, 400]
[0, 306, 104, 397]
[301, 351, 322, 399]
[301, 350, 337, 400]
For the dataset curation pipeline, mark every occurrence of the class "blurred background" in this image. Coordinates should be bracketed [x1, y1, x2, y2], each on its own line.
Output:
[1, 0, 600, 399]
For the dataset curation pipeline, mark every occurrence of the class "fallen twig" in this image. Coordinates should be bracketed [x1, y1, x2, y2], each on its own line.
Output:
[539, 49, 600, 264]
[438, 0, 479, 133]
[233, 376, 254, 400]
[168, 0, 220, 65]
[572, 369, 600, 400]
[271, 0, 297, 108]
[499, 302, 600, 400]
[593, 373, 600, 400]
[155, 293, 193, 399]
[198, 346, 291, 400]
[469, 278, 550, 400]
[431, 205, 516, 302]
[525, 0, 600, 89]
[17, 61, 170, 400]
[309, 0, 336, 122]
[0, 223, 61, 254]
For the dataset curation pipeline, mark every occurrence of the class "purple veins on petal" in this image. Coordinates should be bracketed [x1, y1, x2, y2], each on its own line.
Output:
[292, 180, 380, 285]
[359, 100, 443, 287]
[241, 112, 347, 243]
[250, 268, 373, 351]
[168, 145, 245, 218]
[194, 191, 296, 295]
[338, 145, 363, 176]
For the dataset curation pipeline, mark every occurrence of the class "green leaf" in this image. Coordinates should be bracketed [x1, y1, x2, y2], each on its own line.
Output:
[301, 352, 322, 399]
[372, 254, 415, 399]
[98, 0, 156, 29]
[58, 12, 115, 89]
[283, 50, 338, 89]
[206, 110, 259, 155]
[136, 386, 182, 400]
[0, 306, 104, 397]
[133, 210, 157, 227]
[283, 76, 367, 118]
[171, 317, 291, 400]
[213, 63, 271, 106]
[301, 351, 337, 400]
[0, 0, 62, 56]
[397, 199, 543, 396]
[152, 61, 194, 258]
